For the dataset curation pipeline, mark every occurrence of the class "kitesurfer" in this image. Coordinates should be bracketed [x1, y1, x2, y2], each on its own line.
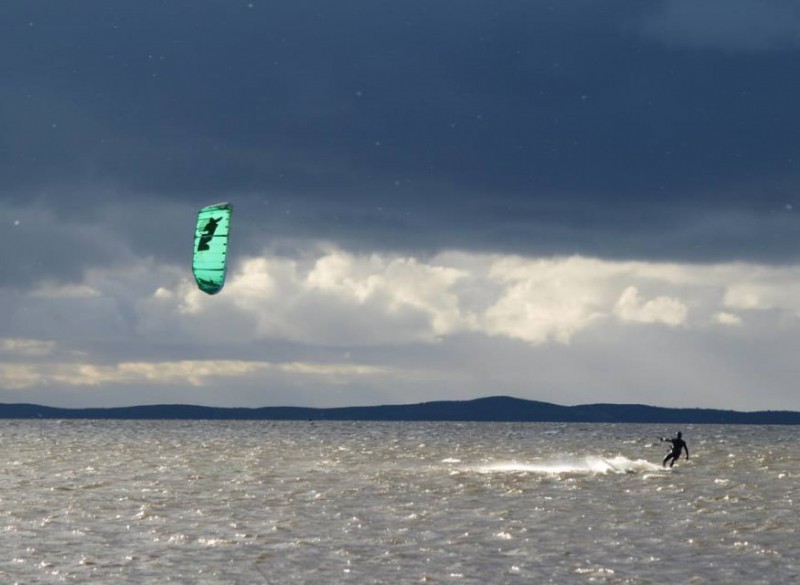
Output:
[661, 432, 689, 467]
[197, 217, 221, 251]
[202, 217, 221, 236]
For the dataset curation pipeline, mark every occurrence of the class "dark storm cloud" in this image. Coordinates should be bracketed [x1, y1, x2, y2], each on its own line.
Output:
[640, 0, 800, 51]
[4, 0, 800, 280]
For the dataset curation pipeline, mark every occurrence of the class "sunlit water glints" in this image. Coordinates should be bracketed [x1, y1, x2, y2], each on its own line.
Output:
[0, 421, 798, 584]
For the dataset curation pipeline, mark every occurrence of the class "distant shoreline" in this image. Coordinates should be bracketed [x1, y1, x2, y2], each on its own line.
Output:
[0, 396, 798, 424]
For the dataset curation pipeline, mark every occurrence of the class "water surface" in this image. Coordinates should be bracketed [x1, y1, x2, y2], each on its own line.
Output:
[1, 421, 797, 583]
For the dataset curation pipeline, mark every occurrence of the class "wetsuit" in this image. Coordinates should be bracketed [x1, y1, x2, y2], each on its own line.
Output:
[662, 435, 689, 468]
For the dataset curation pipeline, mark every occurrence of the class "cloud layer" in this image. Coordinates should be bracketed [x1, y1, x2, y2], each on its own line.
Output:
[138, 249, 771, 347]
[3, 247, 800, 410]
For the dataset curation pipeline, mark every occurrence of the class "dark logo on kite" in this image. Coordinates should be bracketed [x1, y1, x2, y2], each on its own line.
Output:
[197, 217, 221, 251]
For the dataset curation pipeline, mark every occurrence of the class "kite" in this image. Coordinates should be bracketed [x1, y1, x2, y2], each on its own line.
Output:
[192, 202, 233, 295]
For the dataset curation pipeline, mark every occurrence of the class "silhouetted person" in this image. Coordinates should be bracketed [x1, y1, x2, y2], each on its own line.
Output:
[197, 217, 221, 251]
[661, 432, 689, 467]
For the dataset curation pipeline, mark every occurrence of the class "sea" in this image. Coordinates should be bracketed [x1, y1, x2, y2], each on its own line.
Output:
[0, 420, 797, 584]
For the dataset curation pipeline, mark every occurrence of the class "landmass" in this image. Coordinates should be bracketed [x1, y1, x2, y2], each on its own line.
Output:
[0, 396, 798, 424]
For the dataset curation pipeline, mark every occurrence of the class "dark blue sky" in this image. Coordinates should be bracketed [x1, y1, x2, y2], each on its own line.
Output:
[4, 1, 800, 272]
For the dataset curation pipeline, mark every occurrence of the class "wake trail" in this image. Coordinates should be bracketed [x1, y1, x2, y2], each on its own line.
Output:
[469, 455, 662, 475]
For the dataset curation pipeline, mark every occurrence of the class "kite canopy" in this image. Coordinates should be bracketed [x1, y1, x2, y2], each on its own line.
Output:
[192, 202, 233, 295]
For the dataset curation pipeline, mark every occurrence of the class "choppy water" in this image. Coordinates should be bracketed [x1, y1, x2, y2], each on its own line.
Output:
[0, 420, 797, 584]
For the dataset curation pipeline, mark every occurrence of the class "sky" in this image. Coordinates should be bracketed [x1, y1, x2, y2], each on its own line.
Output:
[2, 0, 800, 411]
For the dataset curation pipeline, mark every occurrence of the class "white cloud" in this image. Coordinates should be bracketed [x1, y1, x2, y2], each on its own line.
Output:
[129, 249, 800, 347]
[483, 256, 609, 344]
[0, 364, 44, 390]
[613, 286, 688, 327]
[13, 248, 800, 353]
[31, 283, 101, 299]
[144, 250, 474, 346]
[0, 358, 391, 390]
[723, 286, 765, 310]
[721, 266, 800, 315]
[714, 312, 742, 326]
[306, 253, 471, 335]
[0, 338, 56, 357]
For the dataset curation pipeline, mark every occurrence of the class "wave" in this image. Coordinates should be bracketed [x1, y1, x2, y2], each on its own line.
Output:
[471, 455, 662, 475]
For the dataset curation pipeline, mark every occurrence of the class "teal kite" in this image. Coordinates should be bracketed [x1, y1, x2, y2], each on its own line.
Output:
[192, 202, 233, 295]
